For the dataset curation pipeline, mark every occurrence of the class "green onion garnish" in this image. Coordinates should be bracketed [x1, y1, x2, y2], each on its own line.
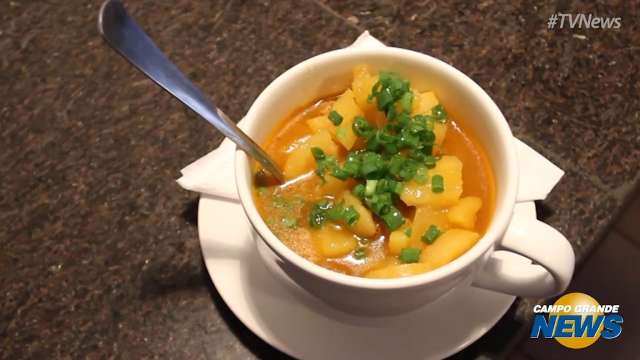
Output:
[414, 166, 428, 184]
[388, 154, 418, 181]
[365, 180, 378, 196]
[421, 225, 441, 244]
[304, 71, 450, 238]
[414, 114, 434, 130]
[369, 71, 411, 113]
[311, 147, 335, 180]
[364, 192, 392, 214]
[360, 152, 386, 179]
[352, 183, 366, 199]
[311, 199, 360, 228]
[431, 175, 445, 193]
[400, 92, 413, 113]
[424, 155, 436, 169]
[404, 227, 413, 237]
[375, 178, 403, 194]
[309, 200, 332, 228]
[312, 147, 351, 181]
[342, 206, 360, 226]
[342, 152, 362, 178]
[431, 104, 447, 122]
[352, 116, 374, 137]
[331, 167, 350, 180]
[328, 110, 343, 125]
[310, 147, 325, 161]
[281, 217, 298, 229]
[380, 206, 405, 230]
[399, 247, 421, 263]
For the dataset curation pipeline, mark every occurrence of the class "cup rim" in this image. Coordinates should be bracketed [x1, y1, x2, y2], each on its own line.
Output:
[235, 46, 517, 290]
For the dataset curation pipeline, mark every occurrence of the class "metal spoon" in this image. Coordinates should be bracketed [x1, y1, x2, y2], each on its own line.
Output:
[97, 0, 285, 183]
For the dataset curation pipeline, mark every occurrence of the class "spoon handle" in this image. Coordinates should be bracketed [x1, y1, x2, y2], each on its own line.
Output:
[98, 0, 284, 183]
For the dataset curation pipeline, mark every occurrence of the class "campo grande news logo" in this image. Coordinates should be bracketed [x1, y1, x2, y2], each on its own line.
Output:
[529, 292, 623, 349]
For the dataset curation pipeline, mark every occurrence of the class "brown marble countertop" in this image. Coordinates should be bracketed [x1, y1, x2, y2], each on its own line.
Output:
[1, 0, 638, 358]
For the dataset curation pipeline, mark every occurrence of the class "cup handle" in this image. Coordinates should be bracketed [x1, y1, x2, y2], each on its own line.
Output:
[471, 213, 575, 298]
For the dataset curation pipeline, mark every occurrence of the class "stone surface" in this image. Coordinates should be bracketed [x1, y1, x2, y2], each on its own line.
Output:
[0, 0, 638, 358]
[0, 0, 356, 358]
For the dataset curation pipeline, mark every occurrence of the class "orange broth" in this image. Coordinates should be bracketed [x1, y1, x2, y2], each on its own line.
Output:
[253, 95, 495, 277]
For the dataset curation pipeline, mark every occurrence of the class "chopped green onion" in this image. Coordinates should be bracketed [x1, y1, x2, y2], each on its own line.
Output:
[376, 178, 403, 194]
[364, 193, 393, 214]
[386, 105, 397, 121]
[342, 152, 362, 178]
[309, 200, 332, 228]
[414, 166, 428, 184]
[360, 152, 386, 179]
[409, 150, 427, 163]
[272, 195, 291, 209]
[399, 247, 421, 263]
[342, 206, 360, 226]
[397, 129, 420, 149]
[369, 71, 411, 114]
[423, 130, 436, 144]
[311, 149, 331, 179]
[380, 206, 405, 230]
[311, 71, 451, 237]
[365, 180, 378, 196]
[421, 225, 441, 244]
[400, 92, 413, 113]
[395, 111, 409, 124]
[388, 155, 405, 177]
[388, 154, 418, 181]
[377, 88, 395, 111]
[310, 147, 325, 161]
[424, 155, 436, 169]
[311, 147, 344, 181]
[319, 200, 361, 227]
[394, 181, 403, 194]
[367, 129, 397, 154]
[281, 217, 298, 229]
[431, 175, 445, 193]
[414, 114, 434, 130]
[352, 116, 374, 137]
[352, 183, 366, 199]
[328, 110, 343, 126]
[398, 160, 418, 180]
[331, 166, 350, 180]
[431, 104, 447, 122]
[404, 227, 413, 237]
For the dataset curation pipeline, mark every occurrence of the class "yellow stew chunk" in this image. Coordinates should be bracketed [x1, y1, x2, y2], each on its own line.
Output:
[254, 65, 495, 278]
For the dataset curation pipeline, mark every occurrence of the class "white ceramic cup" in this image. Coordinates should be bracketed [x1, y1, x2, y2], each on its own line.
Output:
[234, 46, 575, 315]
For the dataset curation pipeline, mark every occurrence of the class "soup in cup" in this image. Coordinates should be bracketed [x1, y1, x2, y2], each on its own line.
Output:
[234, 47, 574, 315]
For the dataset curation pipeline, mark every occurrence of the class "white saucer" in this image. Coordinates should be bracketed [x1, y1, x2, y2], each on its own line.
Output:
[198, 195, 536, 360]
